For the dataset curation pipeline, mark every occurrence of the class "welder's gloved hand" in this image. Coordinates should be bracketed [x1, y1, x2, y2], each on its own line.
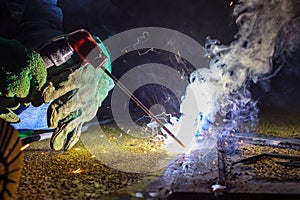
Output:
[42, 37, 114, 151]
[0, 37, 47, 122]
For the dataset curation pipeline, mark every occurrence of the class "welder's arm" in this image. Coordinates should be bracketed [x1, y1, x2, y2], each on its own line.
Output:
[9, 0, 64, 49]
[0, 37, 47, 122]
[3, 0, 113, 150]
[41, 37, 114, 150]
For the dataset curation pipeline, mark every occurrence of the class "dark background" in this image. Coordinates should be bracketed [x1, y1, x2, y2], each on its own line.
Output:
[58, 0, 300, 120]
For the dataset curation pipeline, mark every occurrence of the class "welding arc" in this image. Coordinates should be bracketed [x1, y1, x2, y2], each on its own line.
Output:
[97, 65, 186, 148]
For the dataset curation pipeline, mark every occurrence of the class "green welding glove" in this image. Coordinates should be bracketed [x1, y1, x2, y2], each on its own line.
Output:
[41, 37, 114, 151]
[0, 37, 47, 123]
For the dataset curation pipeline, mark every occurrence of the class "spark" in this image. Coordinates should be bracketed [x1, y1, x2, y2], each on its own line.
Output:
[138, 112, 173, 124]
[20, 144, 30, 151]
[74, 148, 81, 151]
[211, 183, 227, 191]
[121, 31, 149, 53]
[71, 168, 84, 174]
[230, 1, 234, 7]
[120, 31, 161, 56]
[238, 140, 245, 145]
[142, 127, 148, 132]
[137, 48, 157, 56]
[224, 141, 229, 147]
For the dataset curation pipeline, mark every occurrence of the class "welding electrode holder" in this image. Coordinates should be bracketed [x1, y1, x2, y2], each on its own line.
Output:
[38, 29, 108, 70]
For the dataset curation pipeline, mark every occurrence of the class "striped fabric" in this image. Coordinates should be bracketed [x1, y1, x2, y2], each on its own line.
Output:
[0, 119, 23, 200]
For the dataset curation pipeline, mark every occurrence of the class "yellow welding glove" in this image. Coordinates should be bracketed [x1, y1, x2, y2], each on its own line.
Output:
[41, 36, 114, 150]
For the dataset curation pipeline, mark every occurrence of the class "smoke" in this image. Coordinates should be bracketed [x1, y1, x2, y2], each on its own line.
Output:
[163, 0, 300, 152]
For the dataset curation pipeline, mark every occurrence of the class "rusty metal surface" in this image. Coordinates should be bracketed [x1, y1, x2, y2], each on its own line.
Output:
[142, 133, 300, 199]
[142, 148, 219, 199]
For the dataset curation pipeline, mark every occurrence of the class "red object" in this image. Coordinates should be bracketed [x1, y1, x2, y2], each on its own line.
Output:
[67, 29, 107, 68]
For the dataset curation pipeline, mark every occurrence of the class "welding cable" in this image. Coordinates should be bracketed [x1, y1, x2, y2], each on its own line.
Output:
[19, 129, 54, 145]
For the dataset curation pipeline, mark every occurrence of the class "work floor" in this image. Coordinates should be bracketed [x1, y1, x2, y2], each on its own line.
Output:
[15, 108, 300, 199]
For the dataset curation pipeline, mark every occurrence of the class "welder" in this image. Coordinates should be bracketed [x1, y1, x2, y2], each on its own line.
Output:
[0, 0, 114, 151]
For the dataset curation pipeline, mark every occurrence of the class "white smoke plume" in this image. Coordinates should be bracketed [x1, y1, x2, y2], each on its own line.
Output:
[206, 0, 298, 107]
[164, 0, 300, 152]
